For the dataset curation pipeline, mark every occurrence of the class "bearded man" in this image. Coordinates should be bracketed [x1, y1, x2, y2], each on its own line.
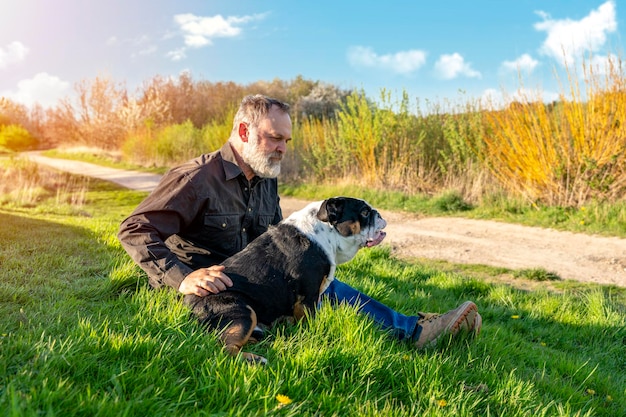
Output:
[118, 94, 481, 350]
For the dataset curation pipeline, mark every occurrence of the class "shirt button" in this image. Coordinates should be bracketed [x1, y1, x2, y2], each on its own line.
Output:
[242, 228, 246, 232]
[248, 208, 252, 212]
[222, 223, 226, 228]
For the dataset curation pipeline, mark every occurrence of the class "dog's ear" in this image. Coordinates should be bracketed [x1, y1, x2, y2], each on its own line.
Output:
[317, 198, 343, 224]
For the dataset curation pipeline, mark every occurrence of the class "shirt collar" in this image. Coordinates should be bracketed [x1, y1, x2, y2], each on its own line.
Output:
[220, 142, 265, 184]
[219, 142, 243, 181]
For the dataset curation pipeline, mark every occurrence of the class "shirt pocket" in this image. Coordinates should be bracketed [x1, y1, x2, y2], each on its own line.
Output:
[258, 214, 273, 228]
[203, 214, 241, 255]
[251, 214, 274, 240]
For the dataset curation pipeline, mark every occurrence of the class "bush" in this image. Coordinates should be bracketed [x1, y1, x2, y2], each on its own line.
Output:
[432, 190, 473, 212]
[154, 121, 204, 166]
[122, 120, 207, 167]
[201, 109, 235, 152]
[0, 124, 38, 151]
[481, 58, 626, 206]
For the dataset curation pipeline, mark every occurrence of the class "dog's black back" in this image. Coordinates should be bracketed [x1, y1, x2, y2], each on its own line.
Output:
[185, 222, 330, 329]
[222, 222, 330, 323]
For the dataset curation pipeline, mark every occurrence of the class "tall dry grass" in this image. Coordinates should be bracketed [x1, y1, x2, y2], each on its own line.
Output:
[481, 57, 626, 206]
[0, 158, 88, 208]
[294, 90, 489, 198]
[56, 55, 626, 208]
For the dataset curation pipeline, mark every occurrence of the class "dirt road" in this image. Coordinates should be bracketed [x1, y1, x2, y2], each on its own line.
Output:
[28, 153, 626, 287]
[27, 152, 162, 192]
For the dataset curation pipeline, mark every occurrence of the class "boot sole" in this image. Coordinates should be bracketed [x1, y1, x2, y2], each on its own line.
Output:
[444, 301, 478, 336]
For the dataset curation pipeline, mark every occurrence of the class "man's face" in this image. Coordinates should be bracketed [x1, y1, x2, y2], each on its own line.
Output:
[242, 106, 292, 178]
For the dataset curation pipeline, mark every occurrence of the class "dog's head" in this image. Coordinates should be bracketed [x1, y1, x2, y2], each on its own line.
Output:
[316, 197, 387, 264]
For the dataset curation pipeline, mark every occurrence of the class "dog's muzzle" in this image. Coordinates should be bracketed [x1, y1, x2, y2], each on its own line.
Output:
[365, 213, 387, 247]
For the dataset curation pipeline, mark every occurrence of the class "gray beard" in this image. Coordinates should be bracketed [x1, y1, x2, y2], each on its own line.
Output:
[242, 139, 281, 178]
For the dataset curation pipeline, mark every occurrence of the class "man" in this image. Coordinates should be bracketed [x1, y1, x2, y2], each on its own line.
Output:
[118, 94, 481, 349]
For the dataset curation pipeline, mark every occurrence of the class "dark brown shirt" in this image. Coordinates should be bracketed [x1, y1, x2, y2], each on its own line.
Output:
[118, 142, 282, 290]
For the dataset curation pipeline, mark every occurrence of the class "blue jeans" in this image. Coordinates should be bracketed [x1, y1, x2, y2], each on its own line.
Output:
[321, 279, 419, 341]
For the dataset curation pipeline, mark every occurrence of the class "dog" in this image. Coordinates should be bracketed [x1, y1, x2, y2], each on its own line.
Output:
[184, 197, 387, 364]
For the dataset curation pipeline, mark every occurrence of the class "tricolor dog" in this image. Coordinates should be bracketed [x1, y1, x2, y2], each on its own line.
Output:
[184, 197, 387, 364]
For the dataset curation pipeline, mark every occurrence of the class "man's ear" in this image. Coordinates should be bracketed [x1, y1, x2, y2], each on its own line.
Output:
[317, 198, 343, 224]
[238, 122, 249, 142]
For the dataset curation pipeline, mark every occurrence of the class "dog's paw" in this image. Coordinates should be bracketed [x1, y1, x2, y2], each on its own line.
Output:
[242, 352, 268, 365]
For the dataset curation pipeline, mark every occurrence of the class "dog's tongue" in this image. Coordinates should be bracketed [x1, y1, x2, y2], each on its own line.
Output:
[366, 231, 386, 247]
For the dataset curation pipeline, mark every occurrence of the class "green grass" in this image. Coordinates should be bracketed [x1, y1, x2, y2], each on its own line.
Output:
[1, 173, 625, 416]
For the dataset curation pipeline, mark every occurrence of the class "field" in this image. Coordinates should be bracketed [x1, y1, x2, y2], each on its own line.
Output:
[1, 160, 625, 416]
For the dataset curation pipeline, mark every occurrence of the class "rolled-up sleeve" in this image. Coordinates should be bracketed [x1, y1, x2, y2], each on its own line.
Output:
[119, 212, 192, 290]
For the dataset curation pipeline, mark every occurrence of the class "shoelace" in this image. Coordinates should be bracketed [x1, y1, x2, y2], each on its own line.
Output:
[417, 312, 440, 322]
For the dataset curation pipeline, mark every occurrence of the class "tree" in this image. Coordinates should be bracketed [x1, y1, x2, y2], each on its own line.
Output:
[43, 76, 128, 149]
[294, 82, 351, 120]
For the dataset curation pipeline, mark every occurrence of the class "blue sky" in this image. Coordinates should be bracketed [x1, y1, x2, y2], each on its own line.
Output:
[0, 0, 623, 109]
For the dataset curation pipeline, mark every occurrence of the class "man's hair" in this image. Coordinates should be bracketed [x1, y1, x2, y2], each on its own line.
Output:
[231, 95, 290, 133]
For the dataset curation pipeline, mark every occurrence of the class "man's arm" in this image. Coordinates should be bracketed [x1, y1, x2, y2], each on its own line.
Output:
[118, 210, 193, 290]
[117, 169, 233, 294]
[119, 210, 233, 295]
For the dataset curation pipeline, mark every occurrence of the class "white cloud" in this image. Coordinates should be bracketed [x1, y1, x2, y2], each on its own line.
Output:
[0, 41, 29, 69]
[534, 1, 617, 65]
[107, 34, 157, 58]
[168, 13, 267, 60]
[167, 48, 187, 61]
[136, 45, 157, 56]
[347, 46, 427, 75]
[501, 54, 539, 73]
[434, 53, 481, 79]
[588, 54, 619, 75]
[129, 42, 158, 59]
[2, 72, 70, 108]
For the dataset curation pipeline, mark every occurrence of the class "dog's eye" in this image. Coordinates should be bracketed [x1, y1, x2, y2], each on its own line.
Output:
[360, 209, 370, 218]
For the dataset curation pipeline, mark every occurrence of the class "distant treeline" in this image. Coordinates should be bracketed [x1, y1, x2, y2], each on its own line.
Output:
[1, 67, 625, 206]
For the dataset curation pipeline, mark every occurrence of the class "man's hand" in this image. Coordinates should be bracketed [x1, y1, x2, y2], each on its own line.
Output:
[179, 265, 233, 296]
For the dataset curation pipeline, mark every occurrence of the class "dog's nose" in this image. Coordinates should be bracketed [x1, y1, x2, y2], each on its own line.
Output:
[378, 215, 387, 229]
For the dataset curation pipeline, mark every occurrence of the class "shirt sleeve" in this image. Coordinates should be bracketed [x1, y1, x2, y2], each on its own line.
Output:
[117, 170, 203, 290]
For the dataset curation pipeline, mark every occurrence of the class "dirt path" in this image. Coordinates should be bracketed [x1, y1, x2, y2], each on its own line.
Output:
[26, 152, 163, 192]
[28, 153, 626, 287]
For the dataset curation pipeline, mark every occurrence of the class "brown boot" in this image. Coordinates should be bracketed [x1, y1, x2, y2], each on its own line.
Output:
[414, 301, 480, 349]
